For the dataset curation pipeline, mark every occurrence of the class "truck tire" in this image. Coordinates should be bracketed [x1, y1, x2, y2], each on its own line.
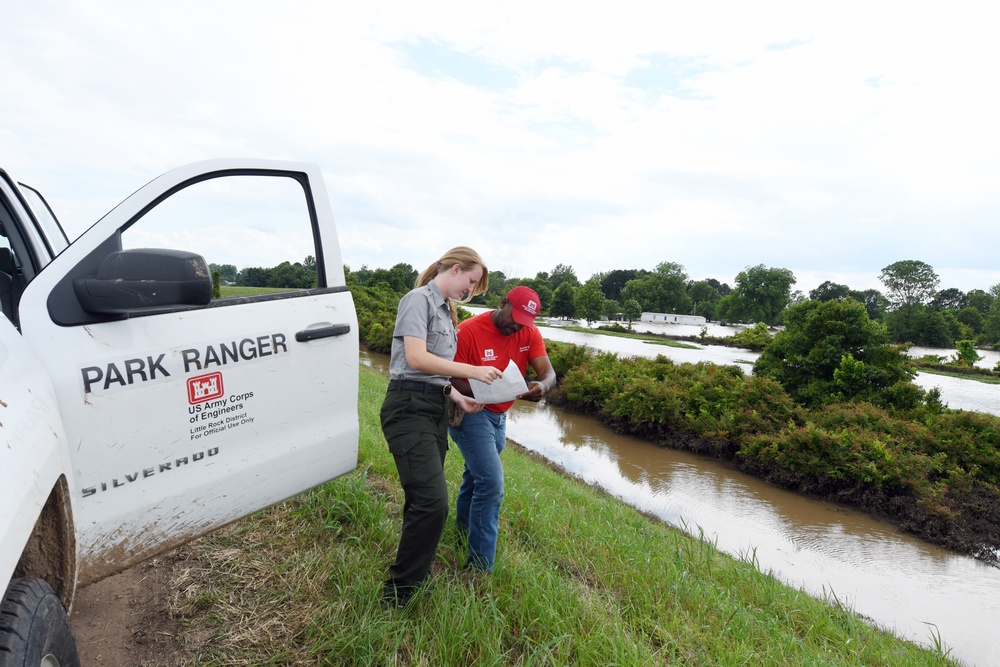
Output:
[0, 578, 80, 667]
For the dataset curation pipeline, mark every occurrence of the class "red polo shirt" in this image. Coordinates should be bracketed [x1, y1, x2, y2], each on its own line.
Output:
[455, 311, 547, 413]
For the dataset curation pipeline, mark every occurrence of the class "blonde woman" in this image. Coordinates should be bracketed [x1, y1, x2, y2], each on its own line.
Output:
[380, 246, 501, 609]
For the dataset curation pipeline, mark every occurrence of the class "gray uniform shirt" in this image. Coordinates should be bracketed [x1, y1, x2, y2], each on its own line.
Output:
[388, 280, 455, 386]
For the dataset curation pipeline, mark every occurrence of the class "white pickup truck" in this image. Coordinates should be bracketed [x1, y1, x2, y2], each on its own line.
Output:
[1, 160, 359, 666]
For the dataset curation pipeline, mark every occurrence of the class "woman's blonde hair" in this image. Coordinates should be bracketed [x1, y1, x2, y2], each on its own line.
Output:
[417, 246, 489, 325]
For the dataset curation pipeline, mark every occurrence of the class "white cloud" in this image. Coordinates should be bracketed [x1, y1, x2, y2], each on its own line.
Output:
[3, 0, 999, 295]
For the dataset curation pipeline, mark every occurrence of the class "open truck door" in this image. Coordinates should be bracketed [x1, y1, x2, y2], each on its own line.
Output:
[15, 159, 359, 585]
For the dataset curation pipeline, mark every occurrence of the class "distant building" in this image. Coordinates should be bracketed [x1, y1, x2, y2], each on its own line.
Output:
[640, 312, 707, 326]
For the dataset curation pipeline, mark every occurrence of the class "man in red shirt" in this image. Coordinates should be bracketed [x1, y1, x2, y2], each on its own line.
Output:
[449, 286, 557, 572]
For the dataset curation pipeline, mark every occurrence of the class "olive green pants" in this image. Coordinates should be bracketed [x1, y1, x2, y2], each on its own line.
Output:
[380, 388, 449, 594]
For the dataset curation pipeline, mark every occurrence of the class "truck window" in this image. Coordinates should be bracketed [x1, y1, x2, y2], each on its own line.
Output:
[18, 183, 70, 255]
[122, 174, 321, 296]
[0, 200, 29, 324]
[0, 237, 16, 322]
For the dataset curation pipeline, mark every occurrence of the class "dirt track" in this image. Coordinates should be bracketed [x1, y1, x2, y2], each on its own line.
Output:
[71, 551, 194, 667]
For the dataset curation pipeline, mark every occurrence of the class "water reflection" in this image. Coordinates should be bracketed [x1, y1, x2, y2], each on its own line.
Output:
[537, 324, 757, 372]
[913, 372, 1000, 415]
[507, 400, 1000, 667]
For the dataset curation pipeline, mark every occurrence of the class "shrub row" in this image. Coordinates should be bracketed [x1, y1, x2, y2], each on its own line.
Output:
[544, 341, 1000, 564]
[910, 359, 1000, 379]
[351, 284, 400, 353]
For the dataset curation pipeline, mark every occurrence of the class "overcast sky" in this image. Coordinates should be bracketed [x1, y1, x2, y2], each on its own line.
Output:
[3, 1, 998, 296]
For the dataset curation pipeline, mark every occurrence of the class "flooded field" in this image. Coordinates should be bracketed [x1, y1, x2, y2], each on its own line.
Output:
[532, 317, 1000, 417]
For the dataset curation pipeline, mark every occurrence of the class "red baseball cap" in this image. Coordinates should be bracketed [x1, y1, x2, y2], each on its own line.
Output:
[507, 285, 541, 327]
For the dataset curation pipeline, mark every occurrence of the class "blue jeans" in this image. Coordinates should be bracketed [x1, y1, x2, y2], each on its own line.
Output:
[449, 409, 506, 572]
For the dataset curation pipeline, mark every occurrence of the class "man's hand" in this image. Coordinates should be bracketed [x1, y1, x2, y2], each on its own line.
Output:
[519, 355, 557, 402]
[517, 380, 548, 402]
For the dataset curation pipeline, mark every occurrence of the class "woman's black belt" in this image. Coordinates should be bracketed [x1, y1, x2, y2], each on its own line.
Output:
[387, 379, 450, 395]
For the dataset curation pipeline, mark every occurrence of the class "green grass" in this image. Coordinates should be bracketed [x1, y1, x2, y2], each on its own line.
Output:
[544, 324, 701, 349]
[913, 366, 1000, 384]
[217, 285, 295, 297]
[169, 366, 956, 666]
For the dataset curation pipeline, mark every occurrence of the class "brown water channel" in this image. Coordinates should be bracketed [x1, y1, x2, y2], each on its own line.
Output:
[363, 328, 1000, 666]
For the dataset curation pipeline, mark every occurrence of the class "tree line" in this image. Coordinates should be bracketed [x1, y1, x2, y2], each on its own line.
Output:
[345, 258, 1000, 350]
[208, 255, 1000, 349]
[210, 257, 318, 290]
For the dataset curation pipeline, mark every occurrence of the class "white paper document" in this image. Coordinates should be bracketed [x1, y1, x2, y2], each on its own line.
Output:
[469, 359, 529, 404]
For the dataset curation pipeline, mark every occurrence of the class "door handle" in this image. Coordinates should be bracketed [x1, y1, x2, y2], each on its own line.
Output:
[295, 324, 352, 342]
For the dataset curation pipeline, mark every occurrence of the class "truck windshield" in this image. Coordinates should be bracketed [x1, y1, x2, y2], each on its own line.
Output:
[18, 183, 70, 254]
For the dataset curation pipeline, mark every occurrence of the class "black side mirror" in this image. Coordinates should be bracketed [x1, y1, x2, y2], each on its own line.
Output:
[73, 248, 212, 314]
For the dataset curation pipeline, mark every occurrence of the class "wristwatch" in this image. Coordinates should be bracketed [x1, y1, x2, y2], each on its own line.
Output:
[442, 384, 452, 396]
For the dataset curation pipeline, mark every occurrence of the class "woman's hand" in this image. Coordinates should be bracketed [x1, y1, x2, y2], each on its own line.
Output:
[451, 391, 484, 413]
[469, 365, 502, 384]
